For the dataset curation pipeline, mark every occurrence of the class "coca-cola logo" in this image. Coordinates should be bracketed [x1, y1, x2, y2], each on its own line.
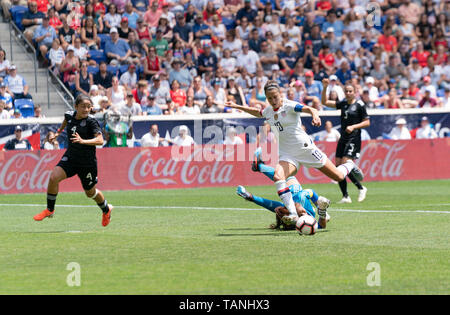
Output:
[0, 152, 57, 192]
[359, 141, 405, 178]
[301, 141, 406, 181]
[128, 148, 235, 186]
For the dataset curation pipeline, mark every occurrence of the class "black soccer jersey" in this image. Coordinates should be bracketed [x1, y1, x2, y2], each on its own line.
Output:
[63, 111, 102, 166]
[336, 100, 369, 140]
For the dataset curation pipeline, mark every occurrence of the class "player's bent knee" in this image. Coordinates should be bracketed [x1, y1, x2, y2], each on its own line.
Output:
[85, 188, 99, 199]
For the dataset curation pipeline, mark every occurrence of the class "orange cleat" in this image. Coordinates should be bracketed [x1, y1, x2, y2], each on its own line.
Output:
[102, 205, 113, 227]
[33, 209, 54, 221]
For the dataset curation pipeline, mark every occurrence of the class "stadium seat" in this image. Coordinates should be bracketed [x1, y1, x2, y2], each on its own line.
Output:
[222, 17, 236, 30]
[97, 34, 110, 50]
[107, 65, 118, 76]
[14, 98, 34, 117]
[118, 64, 129, 76]
[10, 6, 28, 31]
[87, 66, 99, 75]
[89, 49, 107, 64]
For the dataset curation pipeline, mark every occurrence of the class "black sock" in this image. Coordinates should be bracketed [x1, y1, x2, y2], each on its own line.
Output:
[348, 173, 363, 190]
[338, 179, 349, 198]
[47, 193, 57, 211]
[97, 200, 109, 214]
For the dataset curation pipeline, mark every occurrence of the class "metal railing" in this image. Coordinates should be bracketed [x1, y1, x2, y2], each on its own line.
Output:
[8, 20, 74, 110]
[8, 21, 37, 92]
[46, 67, 74, 110]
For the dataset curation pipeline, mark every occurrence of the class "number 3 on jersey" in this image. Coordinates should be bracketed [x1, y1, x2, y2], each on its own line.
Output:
[274, 121, 284, 131]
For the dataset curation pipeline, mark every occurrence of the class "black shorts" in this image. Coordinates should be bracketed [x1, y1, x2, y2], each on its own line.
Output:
[57, 156, 98, 191]
[336, 137, 361, 159]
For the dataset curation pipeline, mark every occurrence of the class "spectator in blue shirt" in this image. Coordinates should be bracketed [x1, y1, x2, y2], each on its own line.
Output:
[4, 65, 32, 100]
[304, 70, 323, 109]
[236, 0, 258, 24]
[197, 43, 218, 76]
[143, 94, 162, 115]
[321, 10, 344, 39]
[173, 13, 194, 47]
[335, 60, 352, 85]
[131, 0, 148, 13]
[0, 82, 13, 110]
[33, 16, 57, 62]
[192, 14, 212, 41]
[122, 2, 140, 30]
[169, 58, 193, 91]
[105, 28, 132, 66]
[22, 1, 46, 44]
[278, 42, 299, 73]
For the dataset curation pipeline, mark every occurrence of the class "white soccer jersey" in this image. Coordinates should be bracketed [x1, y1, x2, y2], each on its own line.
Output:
[262, 99, 309, 153]
[261, 98, 327, 168]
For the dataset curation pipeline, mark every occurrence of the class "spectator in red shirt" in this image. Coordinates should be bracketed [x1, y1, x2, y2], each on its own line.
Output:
[433, 44, 448, 66]
[203, 1, 221, 26]
[35, 0, 49, 14]
[170, 80, 186, 107]
[433, 28, 447, 50]
[316, 1, 332, 12]
[411, 41, 430, 68]
[377, 26, 397, 53]
[92, 0, 106, 15]
[48, 7, 62, 30]
[418, 87, 439, 108]
[318, 44, 334, 71]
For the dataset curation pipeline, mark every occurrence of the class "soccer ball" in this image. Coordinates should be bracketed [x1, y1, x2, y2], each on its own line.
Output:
[295, 215, 318, 235]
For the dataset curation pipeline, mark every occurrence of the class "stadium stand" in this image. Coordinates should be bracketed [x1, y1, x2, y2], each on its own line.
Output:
[1, 0, 449, 147]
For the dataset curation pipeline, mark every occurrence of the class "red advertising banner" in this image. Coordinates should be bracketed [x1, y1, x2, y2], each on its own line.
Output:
[0, 139, 449, 194]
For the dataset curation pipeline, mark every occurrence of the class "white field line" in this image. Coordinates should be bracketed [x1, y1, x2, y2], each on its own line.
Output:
[0, 203, 449, 214]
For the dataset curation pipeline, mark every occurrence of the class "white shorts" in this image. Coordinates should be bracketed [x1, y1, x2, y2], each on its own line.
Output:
[279, 143, 328, 169]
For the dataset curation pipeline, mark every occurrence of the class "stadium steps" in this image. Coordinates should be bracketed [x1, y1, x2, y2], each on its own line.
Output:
[0, 21, 72, 117]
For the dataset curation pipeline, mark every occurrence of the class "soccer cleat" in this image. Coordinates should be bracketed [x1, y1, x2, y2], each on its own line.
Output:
[358, 186, 368, 202]
[102, 204, 113, 227]
[281, 214, 298, 226]
[350, 163, 364, 182]
[33, 209, 54, 221]
[251, 147, 264, 172]
[236, 185, 253, 201]
[317, 196, 331, 211]
[337, 196, 352, 204]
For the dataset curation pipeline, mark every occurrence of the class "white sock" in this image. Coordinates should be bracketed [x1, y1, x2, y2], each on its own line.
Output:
[337, 161, 355, 178]
[275, 180, 297, 216]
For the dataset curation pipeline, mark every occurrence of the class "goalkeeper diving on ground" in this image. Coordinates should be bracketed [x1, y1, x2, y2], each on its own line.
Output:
[236, 148, 331, 230]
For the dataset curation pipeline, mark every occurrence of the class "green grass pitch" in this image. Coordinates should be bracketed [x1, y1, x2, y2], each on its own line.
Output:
[0, 179, 449, 295]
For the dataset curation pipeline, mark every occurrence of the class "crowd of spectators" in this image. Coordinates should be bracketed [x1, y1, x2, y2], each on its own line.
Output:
[1, 0, 448, 120]
[0, 0, 449, 148]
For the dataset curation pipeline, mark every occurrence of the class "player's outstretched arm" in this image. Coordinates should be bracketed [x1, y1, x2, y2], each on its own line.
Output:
[225, 101, 263, 118]
[321, 79, 337, 108]
[51, 119, 68, 141]
[301, 105, 321, 127]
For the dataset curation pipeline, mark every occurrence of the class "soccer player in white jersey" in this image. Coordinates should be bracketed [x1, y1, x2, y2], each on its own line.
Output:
[226, 80, 363, 225]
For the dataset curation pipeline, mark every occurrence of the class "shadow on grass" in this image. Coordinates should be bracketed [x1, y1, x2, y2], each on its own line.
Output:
[217, 228, 290, 237]
[217, 233, 288, 237]
[217, 228, 330, 237]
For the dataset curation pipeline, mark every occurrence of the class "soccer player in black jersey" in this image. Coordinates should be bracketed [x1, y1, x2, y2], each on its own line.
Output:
[321, 78, 370, 203]
[34, 95, 113, 226]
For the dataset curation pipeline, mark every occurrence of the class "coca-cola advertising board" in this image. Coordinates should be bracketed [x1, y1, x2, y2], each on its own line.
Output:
[0, 139, 449, 194]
